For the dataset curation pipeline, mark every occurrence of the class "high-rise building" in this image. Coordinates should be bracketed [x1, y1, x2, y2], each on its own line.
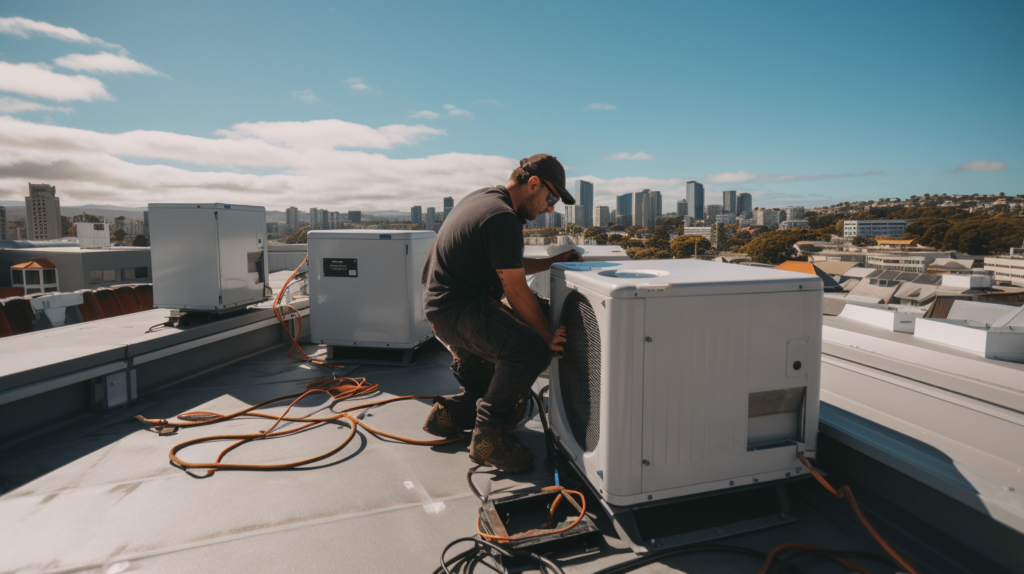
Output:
[321, 210, 330, 230]
[574, 180, 594, 227]
[309, 208, 322, 230]
[650, 191, 663, 217]
[552, 212, 562, 227]
[565, 204, 587, 227]
[443, 197, 454, 220]
[738, 193, 753, 214]
[723, 190, 738, 214]
[285, 207, 299, 233]
[686, 181, 704, 221]
[426, 207, 436, 229]
[616, 193, 632, 217]
[594, 206, 610, 227]
[677, 199, 688, 217]
[143, 210, 150, 237]
[348, 211, 361, 224]
[1, 206, 7, 241]
[641, 193, 654, 229]
[411, 206, 422, 226]
[631, 190, 650, 228]
[705, 204, 723, 219]
[25, 183, 62, 240]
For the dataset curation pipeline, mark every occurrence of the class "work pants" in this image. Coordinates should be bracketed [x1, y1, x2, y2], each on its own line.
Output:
[429, 293, 552, 427]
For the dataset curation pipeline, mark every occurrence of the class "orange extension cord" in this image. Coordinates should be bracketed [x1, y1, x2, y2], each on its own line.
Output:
[757, 453, 923, 574]
[137, 257, 462, 473]
[476, 485, 587, 544]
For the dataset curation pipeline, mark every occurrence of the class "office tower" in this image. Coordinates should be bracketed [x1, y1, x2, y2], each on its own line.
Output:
[443, 197, 454, 220]
[723, 190, 737, 214]
[686, 181, 704, 222]
[411, 206, 423, 226]
[650, 191, 663, 216]
[309, 208, 322, 230]
[322, 210, 330, 230]
[632, 189, 650, 228]
[705, 204, 723, 219]
[1, 206, 7, 240]
[426, 207, 436, 229]
[738, 193, 752, 214]
[594, 206, 610, 227]
[677, 199, 688, 217]
[553, 212, 562, 227]
[616, 193, 633, 217]
[641, 193, 654, 229]
[574, 180, 594, 227]
[348, 211, 361, 224]
[143, 211, 150, 237]
[285, 207, 299, 233]
[565, 204, 587, 227]
[25, 183, 62, 240]
[784, 206, 805, 221]
[755, 208, 780, 228]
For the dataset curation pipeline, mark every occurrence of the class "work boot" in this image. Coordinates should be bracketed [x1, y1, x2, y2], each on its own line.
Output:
[422, 398, 464, 438]
[469, 424, 534, 473]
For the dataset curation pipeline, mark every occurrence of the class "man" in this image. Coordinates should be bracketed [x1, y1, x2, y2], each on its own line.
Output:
[420, 154, 582, 473]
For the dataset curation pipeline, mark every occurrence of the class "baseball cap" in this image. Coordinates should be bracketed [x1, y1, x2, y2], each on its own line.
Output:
[520, 154, 575, 205]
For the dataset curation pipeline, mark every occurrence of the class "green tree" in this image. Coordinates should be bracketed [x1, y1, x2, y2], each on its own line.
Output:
[669, 235, 711, 259]
[111, 228, 126, 243]
[132, 235, 150, 247]
[632, 247, 671, 260]
[850, 235, 877, 247]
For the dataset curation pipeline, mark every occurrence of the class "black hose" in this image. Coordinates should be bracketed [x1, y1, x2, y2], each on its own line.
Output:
[777, 548, 899, 571]
[436, 536, 565, 574]
[589, 544, 808, 574]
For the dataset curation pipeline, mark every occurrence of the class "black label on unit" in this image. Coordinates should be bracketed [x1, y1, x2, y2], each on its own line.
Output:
[323, 258, 358, 277]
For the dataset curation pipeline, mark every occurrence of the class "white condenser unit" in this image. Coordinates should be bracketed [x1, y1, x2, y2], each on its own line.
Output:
[308, 230, 435, 363]
[149, 203, 269, 312]
[549, 259, 822, 506]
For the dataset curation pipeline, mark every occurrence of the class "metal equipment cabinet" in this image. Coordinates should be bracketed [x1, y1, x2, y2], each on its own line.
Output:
[148, 203, 269, 312]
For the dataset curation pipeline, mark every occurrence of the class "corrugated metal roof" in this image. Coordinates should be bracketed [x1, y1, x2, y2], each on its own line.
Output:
[814, 261, 859, 276]
[841, 267, 875, 279]
[839, 278, 861, 292]
[822, 297, 848, 316]
[894, 282, 937, 302]
[847, 281, 900, 304]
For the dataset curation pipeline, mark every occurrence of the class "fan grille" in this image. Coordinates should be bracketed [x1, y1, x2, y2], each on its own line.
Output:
[558, 291, 602, 453]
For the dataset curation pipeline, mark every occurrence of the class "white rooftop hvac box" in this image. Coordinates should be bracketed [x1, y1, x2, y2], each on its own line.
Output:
[77, 222, 109, 249]
[308, 230, 435, 357]
[549, 259, 822, 506]
[149, 203, 269, 312]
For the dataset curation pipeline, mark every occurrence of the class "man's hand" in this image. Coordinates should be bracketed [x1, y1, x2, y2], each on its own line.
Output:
[549, 325, 567, 358]
[554, 249, 584, 264]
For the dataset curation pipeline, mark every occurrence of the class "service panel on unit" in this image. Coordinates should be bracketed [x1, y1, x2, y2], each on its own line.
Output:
[149, 203, 269, 312]
[308, 230, 435, 349]
[548, 259, 823, 507]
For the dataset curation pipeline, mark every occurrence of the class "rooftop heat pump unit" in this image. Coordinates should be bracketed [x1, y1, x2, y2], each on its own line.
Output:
[549, 259, 822, 541]
[149, 203, 269, 313]
[308, 230, 435, 365]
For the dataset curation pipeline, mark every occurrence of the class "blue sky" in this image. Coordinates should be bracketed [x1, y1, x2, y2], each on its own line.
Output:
[0, 1, 1020, 212]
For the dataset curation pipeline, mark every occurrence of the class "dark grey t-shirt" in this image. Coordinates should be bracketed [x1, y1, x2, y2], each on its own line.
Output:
[422, 186, 525, 317]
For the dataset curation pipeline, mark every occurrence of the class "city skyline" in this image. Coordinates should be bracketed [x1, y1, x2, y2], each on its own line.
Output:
[0, 3, 1019, 213]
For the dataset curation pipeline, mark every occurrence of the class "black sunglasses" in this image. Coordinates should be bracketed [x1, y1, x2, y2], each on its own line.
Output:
[541, 180, 560, 207]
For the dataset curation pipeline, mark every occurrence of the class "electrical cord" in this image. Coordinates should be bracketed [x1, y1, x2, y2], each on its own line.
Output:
[436, 537, 565, 574]
[589, 544, 808, 574]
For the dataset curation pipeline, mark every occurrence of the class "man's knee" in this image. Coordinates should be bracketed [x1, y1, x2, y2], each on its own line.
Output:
[515, 330, 552, 378]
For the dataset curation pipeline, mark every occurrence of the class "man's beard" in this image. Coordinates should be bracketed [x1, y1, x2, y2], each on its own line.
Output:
[517, 205, 540, 221]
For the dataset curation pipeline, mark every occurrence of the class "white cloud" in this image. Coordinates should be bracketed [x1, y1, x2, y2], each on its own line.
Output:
[0, 61, 112, 101]
[410, 110, 440, 120]
[584, 103, 617, 111]
[0, 16, 121, 49]
[347, 77, 371, 91]
[954, 160, 1007, 172]
[476, 99, 502, 106]
[605, 151, 655, 161]
[706, 170, 884, 183]
[0, 96, 73, 114]
[443, 104, 473, 118]
[291, 89, 318, 104]
[54, 52, 158, 75]
[216, 119, 445, 150]
[0, 115, 506, 210]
